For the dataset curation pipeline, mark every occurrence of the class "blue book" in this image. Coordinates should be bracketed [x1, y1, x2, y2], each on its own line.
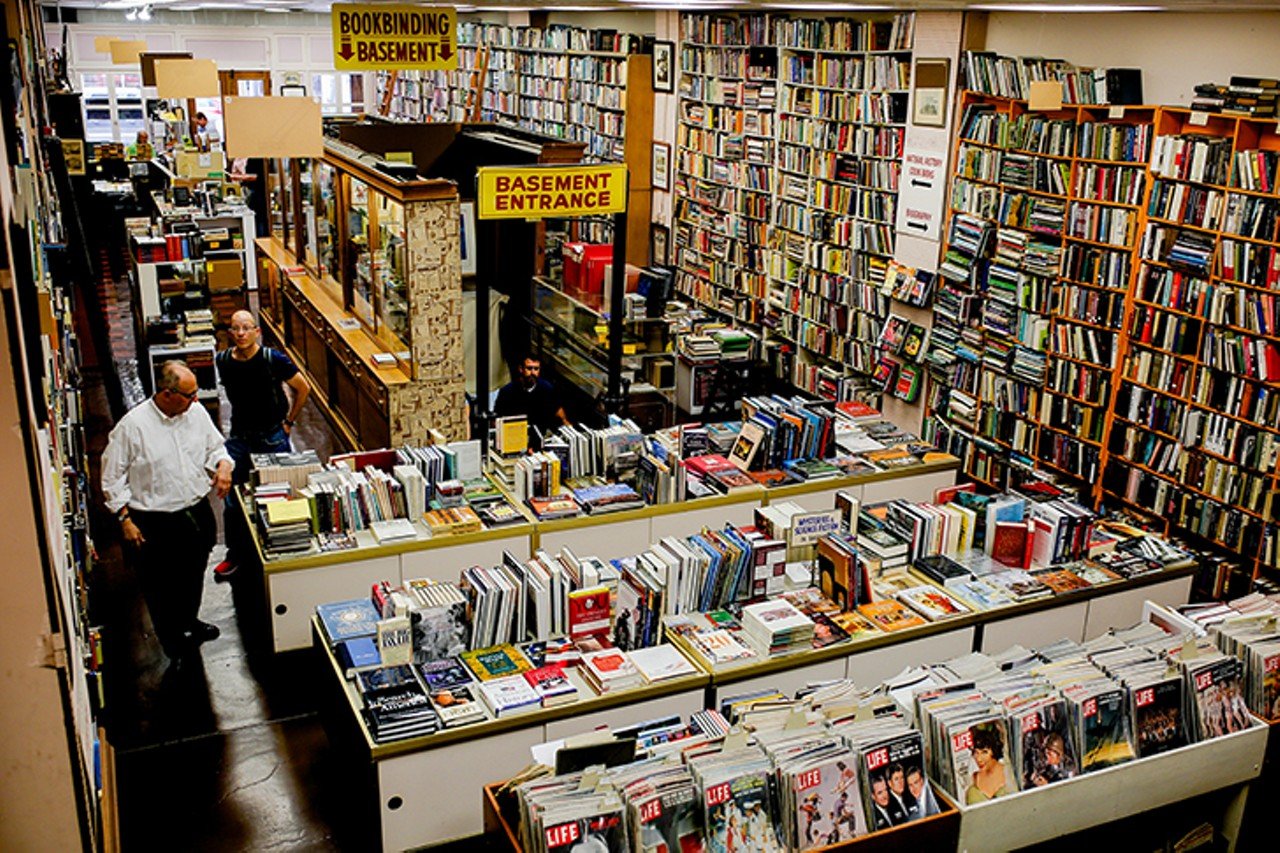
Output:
[317, 598, 381, 643]
[336, 636, 381, 675]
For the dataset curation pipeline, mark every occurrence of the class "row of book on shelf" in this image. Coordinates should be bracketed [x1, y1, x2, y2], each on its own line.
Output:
[498, 610, 1266, 853]
[314, 482, 1201, 744]
[248, 441, 529, 557]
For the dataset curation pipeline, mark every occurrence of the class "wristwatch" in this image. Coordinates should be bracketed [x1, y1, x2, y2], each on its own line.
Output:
[117, 507, 131, 523]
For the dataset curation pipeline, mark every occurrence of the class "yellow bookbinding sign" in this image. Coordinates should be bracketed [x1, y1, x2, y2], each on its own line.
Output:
[330, 4, 457, 71]
[476, 164, 628, 221]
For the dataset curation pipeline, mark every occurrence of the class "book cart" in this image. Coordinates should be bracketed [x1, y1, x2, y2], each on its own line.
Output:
[244, 458, 960, 653]
[312, 539, 1199, 850]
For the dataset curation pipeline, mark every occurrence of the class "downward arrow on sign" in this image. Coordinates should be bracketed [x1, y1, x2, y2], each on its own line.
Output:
[439, 43, 453, 61]
[338, 43, 354, 60]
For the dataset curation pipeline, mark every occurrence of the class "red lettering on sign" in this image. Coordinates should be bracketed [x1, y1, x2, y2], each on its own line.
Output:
[1021, 712, 1039, 732]
[1082, 698, 1097, 717]
[794, 768, 822, 791]
[1135, 687, 1155, 708]
[638, 799, 662, 823]
[952, 730, 973, 752]
[865, 747, 889, 771]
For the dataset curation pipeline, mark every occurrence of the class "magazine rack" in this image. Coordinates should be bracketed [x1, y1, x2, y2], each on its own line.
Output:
[481, 781, 961, 852]
[955, 721, 1267, 851]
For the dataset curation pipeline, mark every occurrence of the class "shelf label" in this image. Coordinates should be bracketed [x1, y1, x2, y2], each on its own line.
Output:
[894, 146, 947, 242]
[330, 4, 457, 71]
[476, 164, 628, 220]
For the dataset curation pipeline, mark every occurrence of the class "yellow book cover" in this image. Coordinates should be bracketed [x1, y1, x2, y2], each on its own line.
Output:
[266, 498, 312, 526]
[497, 416, 528, 455]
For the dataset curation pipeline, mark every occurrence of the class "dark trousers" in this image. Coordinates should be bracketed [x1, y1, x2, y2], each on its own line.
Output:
[224, 426, 291, 565]
[130, 500, 218, 657]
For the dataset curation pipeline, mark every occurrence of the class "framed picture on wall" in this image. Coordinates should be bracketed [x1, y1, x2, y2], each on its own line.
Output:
[652, 142, 671, 192]
[913, 58, 950, 127]
[651, 223, 669, 266]
[652, 41, 674, 93]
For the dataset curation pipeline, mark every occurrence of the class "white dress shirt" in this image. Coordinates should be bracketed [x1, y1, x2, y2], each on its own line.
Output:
[101, 398, 233, 513]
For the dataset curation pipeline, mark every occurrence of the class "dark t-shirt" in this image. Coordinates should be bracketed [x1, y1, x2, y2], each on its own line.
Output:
[215, 346, 299, 437]
[493, 377, 561, 432]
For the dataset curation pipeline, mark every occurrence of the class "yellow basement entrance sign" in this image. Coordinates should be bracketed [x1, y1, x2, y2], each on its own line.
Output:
[331, 4, 457, 71]
[476, 164, 628, 220]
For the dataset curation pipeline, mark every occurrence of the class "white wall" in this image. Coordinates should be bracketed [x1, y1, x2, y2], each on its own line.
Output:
[982, 11, 1280, 105]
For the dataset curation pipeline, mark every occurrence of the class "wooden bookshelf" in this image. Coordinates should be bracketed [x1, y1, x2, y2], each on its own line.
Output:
[925, 91, 1156, 497]
[1101, 106, 1280, 579]
[673, 12, 778, 327]
[928, 89, 1280, 581]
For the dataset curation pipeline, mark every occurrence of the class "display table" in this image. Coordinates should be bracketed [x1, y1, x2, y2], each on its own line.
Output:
[317, 557, 1198, 851]
[245, 458, 961, 651]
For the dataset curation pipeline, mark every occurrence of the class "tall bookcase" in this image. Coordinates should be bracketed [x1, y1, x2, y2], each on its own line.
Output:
[672, 11, 916, 401]
[673, 12, 777, 326]
[928, 85, 1280, 581]
[1102, 107, 1280, 576]
[926, 91, 1155, 496]
[766, 15, 913, 399]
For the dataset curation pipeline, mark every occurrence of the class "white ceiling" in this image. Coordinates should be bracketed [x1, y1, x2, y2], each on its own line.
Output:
[38, 0, 1280, 14]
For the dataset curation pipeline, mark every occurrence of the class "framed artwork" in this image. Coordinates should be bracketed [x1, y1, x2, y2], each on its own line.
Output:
[650, 223, 669, 266]
[652, 141, 671, 192]
[913, 58, 950, 127]
[652, 40, 674, 93]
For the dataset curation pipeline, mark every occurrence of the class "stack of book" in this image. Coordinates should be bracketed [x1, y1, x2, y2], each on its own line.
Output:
[1191, 76, 1278, 117]
[257, 497, 314, 556]
[740, 598, 816, 655]
[580, 647, 642, 693]
[568, 480, 645, 514]
[423, 505, 483, 536]
[420, 658, 486, 728]
[250, 449, 324, 489]
[359, 666, 439, 742]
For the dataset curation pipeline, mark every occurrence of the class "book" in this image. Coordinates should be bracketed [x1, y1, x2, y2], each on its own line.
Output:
[628, 644, 698, 683]
[857, 600, 928, 632]
[317, 598, 381, 644]
[459, 644, 533, 681]
[335, 636, 381, 676]
[376, 615, 413, 666]
[428, 682, 487, 727]
[477, 673, 541, 717]
[523, 663, 579, 707]
[897, 585, 971, 621]
[581, 647, 641, 693]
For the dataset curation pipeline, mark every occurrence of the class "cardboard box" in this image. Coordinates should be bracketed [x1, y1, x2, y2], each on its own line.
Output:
[175, 149, 224, 179]
[205, 258, 243, 292]
[562, 242, 613, 292]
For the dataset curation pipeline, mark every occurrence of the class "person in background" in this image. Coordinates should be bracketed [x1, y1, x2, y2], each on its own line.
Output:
[101, 361, 232, 670]
[213, 310, 310, 580]
[126, 129, 152, 160]
[493, 353, 569, 443]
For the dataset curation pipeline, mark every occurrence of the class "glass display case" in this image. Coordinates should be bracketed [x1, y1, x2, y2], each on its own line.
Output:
[531, 277, 676, 430]
[309, 159, 340, 286]
[346, 175, 375, 329]
[267, 157, 295, 251]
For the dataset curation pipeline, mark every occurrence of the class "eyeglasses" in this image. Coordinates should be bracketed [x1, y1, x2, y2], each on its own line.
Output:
[170, 388, 199, 401]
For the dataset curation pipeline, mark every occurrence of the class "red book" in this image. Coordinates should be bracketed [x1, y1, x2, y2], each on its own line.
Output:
[991, 520, 1032, 569]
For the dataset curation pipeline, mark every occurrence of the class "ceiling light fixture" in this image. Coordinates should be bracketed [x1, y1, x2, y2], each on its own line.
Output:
[969, 4, 1166, 11]
[125, 8, 138, 19]
[138, 5, 152, 20]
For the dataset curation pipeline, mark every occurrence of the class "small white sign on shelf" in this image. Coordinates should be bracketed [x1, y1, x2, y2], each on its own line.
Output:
[894, 146, 948, 243]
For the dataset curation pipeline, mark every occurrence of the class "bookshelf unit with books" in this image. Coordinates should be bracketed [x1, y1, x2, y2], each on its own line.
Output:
[925, 91, 1156, 496]
[765, 13, 914, 400]
[1101, 106, 1280, 579]
[673, 12, 778, 328]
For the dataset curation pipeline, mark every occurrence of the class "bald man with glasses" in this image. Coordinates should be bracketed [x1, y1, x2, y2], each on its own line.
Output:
[102, 360, 233, 669]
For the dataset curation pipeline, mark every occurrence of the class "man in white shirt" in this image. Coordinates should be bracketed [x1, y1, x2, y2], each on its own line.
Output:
[101, 361, 233, 667]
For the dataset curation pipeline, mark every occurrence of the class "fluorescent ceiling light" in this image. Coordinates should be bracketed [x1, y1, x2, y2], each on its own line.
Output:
[970, 4, 1166, 10]
[762, 3, 894, 8]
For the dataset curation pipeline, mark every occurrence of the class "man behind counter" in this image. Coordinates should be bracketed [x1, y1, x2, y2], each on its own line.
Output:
[493, 354, 569, 437]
